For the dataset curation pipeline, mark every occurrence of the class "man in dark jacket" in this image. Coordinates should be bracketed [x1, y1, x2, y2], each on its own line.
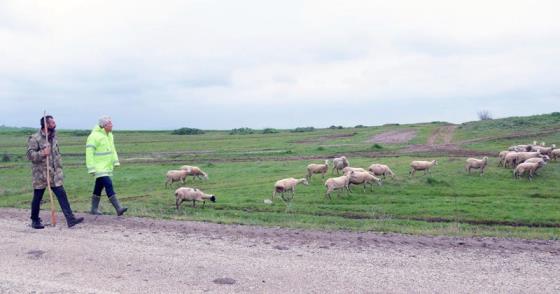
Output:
[27, 115, 84, 229]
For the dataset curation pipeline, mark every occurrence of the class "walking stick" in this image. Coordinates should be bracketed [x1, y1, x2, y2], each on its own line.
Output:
[43, 111, 57, 226]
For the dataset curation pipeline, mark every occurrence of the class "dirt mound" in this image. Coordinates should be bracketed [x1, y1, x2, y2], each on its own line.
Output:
[366, 130, 416, 144]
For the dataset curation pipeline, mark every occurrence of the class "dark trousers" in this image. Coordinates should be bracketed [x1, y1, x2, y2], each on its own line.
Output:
[31, 186, 75, 221]
[93, 176, 115, 198]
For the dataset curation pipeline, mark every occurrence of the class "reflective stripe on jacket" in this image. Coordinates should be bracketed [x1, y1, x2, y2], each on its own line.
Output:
[86, 125, 120, 178]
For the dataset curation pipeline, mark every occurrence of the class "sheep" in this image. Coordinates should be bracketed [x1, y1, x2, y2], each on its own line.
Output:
[272, 178, 309, 201]
[503, 152, 519, 168]
[515, 151, 543, 165]
[348, 171, 382, 192]
[498, 151, 511, 167]
[465, 156, 488, 175]
[165, 169, 188, 188]
[409, 160, 438, 176]
[551, 149, 560, 161]
[175, 187, 216, 209]
[367, 164, 395, 179]
[180, 165, 209, 181]
[524, 156, 549, 175]
[306, 160, 329, 180]
[342, 166, 367, 175]
[508, 145, 532, 152]
[332, 156, 350, 175]
[324, 172, 353, 199]
[513, 161, 545, 181]
[531, 146, 554, 156]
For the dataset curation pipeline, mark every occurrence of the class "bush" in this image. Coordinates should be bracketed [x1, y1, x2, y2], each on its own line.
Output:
[172, 128, 205, 135]
[477, 110, 493, 121]
[426, 177, 449, 186]
[230, 128, 254, 135]
[262, 128, 279, 134]
[316, 146, 325, 151]
[354, 125, 367, 128]
[291, 127, 315, 133]
[371, 144, 383, 150]
[2, 153, 10, 162]
[329, 125, 344, 129]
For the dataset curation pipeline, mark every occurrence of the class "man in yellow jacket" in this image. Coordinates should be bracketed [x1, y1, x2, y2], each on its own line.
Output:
[86, 116, 127, 216]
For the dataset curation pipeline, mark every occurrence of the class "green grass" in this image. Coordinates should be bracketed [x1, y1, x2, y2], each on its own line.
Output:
[2, 113, 560, 239]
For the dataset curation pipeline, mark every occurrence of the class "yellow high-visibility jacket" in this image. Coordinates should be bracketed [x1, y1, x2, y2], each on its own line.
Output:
[86, 125, 120, 178]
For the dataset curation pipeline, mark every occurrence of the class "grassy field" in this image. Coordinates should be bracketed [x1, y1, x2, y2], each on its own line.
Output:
[1, 113, 560, 239]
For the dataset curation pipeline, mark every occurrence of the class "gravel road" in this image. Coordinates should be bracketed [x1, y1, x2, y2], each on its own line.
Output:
[1, 208, 559, 293]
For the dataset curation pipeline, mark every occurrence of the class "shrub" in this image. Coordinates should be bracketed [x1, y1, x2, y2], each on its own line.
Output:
[426, 177, 449, 186]
[329, 125, 344, 129]
[230, 128, 254, 135]
[262, 128, 279, 134]
[477, 110, 493, 121]
[371, 144, 383, 150]
[291, 127, 315, 133]
[172, 128, 205, 135]
[316, 146, 325, 151]
[354, 125, 366, 128]
[2, 153, 10, 162]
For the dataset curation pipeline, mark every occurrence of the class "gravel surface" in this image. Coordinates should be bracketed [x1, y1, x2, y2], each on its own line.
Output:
[1, 208, 559, 293]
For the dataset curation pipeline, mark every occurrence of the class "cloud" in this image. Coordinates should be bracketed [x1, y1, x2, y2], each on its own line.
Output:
[1, 0, 560, 129]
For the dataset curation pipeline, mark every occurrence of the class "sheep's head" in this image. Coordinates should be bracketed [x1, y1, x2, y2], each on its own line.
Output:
[301, 179, 309, 185]
[210, 195, 216, 202]
[433, 160, 438, 166]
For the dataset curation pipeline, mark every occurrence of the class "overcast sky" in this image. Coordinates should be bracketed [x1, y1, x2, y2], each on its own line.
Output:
[2, 0, 559, 130]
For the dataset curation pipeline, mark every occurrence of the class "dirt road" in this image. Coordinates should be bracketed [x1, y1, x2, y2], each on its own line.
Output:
[1, 208, 559, 293]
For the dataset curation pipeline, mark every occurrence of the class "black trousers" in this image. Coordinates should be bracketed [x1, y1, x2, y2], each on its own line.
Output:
[92, 176, 116, 198]
[31, 186, 75, 221]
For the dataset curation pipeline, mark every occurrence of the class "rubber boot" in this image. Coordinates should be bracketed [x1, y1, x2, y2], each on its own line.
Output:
[109, 195, 128, 216]
[31, 218, 45, 229]
[90, 194, 102, 215]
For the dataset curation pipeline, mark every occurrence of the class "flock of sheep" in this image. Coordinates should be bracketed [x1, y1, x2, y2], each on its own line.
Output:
[165, 141, 558, 207]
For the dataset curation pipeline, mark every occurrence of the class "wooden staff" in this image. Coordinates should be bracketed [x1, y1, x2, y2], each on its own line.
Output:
[43, 111, 57, 226]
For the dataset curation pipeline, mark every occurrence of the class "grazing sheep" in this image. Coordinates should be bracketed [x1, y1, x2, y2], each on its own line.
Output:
[272, 178, 309, 201]
[498, 151, 512, 167]
[513, 161, 545, 181]
[324, 172, 353, 199]
[348, 171, 382, 192]
[165, 170, 188, 188]
[503, 152, 519, 168]
[342, 166, 367, 175]
[306, 160, 329, 180]
[368, 164, 395, 179]
[175, 187, 216, 209]
[508, 145, 532, 152]
[332, 156, 350, 175]
[524, 157, 549, 175]
[180, 165, 209, 181]
[551, 149, 560, 161]
[409, 160, 438, 176]
[465, 157, 488, 175]
[515, 151, 543, 165]
[531, 146, 554, 156]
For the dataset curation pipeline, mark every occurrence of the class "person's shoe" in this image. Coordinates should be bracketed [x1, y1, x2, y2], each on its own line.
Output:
[67, 216, 84, 228]
[90, 194, 102, 215]
[31, 218, 45, 229]
[109, 195, 128, 216]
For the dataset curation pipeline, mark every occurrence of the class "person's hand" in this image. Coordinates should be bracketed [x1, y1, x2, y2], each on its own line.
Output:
[42, 146, 51, 157]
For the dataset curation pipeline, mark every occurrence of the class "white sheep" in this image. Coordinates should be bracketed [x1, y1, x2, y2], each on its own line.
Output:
[513, 161, 545, 181]
[165, 169, 188, 188]
[175, 187, 216, 209]
[551, 149, 560, 161]
[515, 151, 543, 165]
[306, 160, 329, 180]
[332, 156, 350, 175]
[348, 171, 382, 192]
[465, 156, 488, 175]
[503, 152, 519, 168]
[409, 160, 438, 176]
[367, 164, 395, 179]
[342, 166, 367, 175]
[180, 165, 209, 181]
[498, 151, 511, 167]
[324, 172, 353, 199]
[272, 178, 309, 201]
[524, 157, 548, 175]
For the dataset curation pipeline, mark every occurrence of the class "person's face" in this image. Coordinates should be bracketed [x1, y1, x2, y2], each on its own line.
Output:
[104, 121, 113, 133]
[47, 118, 56, 131]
